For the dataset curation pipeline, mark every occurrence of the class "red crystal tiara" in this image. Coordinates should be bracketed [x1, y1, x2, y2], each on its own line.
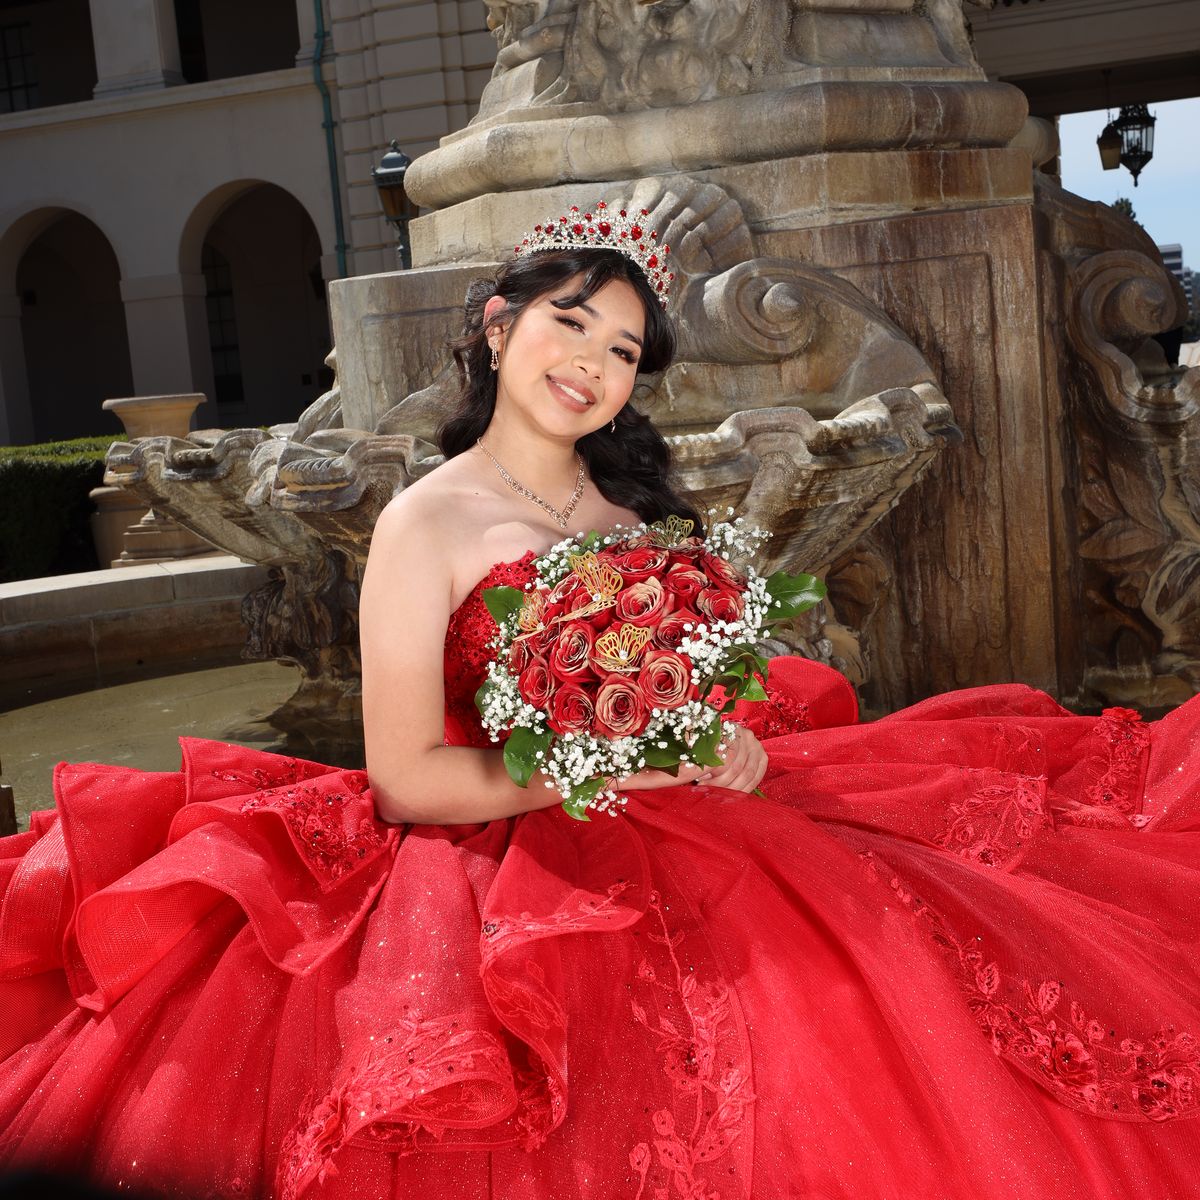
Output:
[513, 201, 675, 307]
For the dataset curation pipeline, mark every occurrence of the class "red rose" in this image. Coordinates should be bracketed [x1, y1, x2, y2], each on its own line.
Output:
[548, 682, 595, 735]
[613, 576, 670, 628]
[517, 656, 555, 709]
[701, 552, 747, 591]
[549, 620, 596, 683]
[585, 605, 615, 632]
[508, 636, 534, 676]
[593, 672, 650, 737]
[541, 598, 568, 627]
[652, 608, 702, 651]
[696, 586, 745, 624]
[548, 574, 586, 611]
[664, 565, 708, 606]
[637, 649, 698, 711]
[610, 546, 669, 582]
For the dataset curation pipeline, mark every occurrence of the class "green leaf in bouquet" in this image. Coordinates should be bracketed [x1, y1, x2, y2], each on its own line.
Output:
[724, 644, 770, 677]
[503, 725, 555, 789]
[483, 585, 527, 628]
[688, 721, 726, 769]
[718, 660, 749, 683]
[739, 674, 768, 702]
[474, 678, 496, 717]
[763, 572, 827, 622]
[562, 776, 603, 822]
[642, 736, 689, 770]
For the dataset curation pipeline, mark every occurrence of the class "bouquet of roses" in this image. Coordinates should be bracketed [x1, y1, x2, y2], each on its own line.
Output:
[475, 515, 826, 820]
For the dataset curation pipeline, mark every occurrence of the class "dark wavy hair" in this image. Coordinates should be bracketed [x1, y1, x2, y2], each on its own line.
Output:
[437, 247, 705, 533]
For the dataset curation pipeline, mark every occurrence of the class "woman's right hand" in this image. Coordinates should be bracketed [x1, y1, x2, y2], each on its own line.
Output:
[611, 724, 767, 795]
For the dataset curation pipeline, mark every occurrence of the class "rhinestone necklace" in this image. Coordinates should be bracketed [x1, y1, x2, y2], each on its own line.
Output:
[476, 437, 586, 529]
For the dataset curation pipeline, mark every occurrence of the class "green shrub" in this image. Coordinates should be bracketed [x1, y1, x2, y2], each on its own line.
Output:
[0, 436, 124, 583]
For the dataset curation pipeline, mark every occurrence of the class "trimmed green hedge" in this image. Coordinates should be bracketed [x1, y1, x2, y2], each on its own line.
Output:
[0, 436, 124, 583]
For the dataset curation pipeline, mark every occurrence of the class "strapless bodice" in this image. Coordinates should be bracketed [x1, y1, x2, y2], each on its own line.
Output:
[442, 551, 539, 747]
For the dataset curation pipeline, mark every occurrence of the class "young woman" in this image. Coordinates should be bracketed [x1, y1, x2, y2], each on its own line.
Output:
[1, 207, 1198, 1200]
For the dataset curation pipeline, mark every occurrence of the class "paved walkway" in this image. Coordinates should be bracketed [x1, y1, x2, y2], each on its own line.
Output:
[0, 661, 297, 829]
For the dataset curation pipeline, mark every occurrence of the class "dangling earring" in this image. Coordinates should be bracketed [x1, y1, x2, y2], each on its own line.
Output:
[490, 341, 499, 371]
[610, 416, 616, 433]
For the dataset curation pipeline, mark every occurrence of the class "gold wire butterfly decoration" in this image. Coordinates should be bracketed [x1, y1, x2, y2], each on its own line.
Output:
[591, 623, 653, 672]
[645, 515, 695, 547]
[515, 590, 548, 637]
[556, 551, 624, 622]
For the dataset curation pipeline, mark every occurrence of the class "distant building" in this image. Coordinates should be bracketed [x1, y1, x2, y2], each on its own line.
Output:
[1157, 244, 1194, 313]
[0, 0, 493, 446]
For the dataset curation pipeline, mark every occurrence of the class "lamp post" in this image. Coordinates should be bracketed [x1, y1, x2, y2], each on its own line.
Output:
[371, 140, 417, 268]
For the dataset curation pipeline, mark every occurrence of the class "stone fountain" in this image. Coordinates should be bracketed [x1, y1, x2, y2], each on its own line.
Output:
[105, 0, 1198, 758]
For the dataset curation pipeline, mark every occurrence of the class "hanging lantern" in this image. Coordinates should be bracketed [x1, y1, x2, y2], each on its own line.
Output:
[1113, 104, 1156, 187]
[1096, 121, 1122, 170]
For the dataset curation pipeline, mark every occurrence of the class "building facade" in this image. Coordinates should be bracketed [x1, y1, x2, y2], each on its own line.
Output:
[1, 0, 1197, 446]
[0, 0, 493, 444]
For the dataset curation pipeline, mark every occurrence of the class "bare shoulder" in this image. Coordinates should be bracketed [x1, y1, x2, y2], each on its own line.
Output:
[370, 459, 477, 557]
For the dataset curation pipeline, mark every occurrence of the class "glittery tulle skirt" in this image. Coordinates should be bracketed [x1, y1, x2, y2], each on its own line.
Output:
[2, 659, 1199, 1199]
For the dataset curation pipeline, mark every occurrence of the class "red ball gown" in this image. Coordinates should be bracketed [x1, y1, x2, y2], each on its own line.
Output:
[2, 549, 1199, 1199]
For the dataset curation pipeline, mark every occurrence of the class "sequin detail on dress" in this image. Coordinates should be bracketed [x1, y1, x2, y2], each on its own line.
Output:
[238, 773, 385, 888]
[1057, 707, 1153, 829]
[746, 689, 811, 740]
[480, 879, 638, 968]
[934, 774, 1051, 869]
[860, 850, 1200, 1121]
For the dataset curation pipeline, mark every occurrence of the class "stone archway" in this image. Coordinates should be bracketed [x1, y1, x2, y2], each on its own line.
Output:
[0, 207, 132, 445]
[180, 181, 332, 430]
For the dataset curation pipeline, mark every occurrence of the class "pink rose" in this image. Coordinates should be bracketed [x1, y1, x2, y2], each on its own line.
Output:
[508, 636, 534, 676]
[610, 546, 669, 583]
[696, 586, 745, 625]
[549, 620, 597, 683]
[653, 608, 702, 651]
[613, 576, 670, 628]
[664, 565, 708, 606]
[701, 552, 748, 591]
[517, 656, 554, 710]
[637, 649, 698, 711]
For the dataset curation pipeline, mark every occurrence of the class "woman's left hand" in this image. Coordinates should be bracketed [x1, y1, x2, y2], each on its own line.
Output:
[695, 722, 767, 794]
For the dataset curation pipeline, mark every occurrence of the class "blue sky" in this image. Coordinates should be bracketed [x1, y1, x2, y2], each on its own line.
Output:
[1058, 98, 1199, 269]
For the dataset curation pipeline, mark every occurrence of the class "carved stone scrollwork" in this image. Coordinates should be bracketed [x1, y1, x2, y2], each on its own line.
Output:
[1068, 250, 1200, 426]
[1040, 179, 1200, 709]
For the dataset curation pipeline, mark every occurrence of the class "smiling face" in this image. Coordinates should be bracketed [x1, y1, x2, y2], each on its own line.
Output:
[485, 274, 647, 441]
